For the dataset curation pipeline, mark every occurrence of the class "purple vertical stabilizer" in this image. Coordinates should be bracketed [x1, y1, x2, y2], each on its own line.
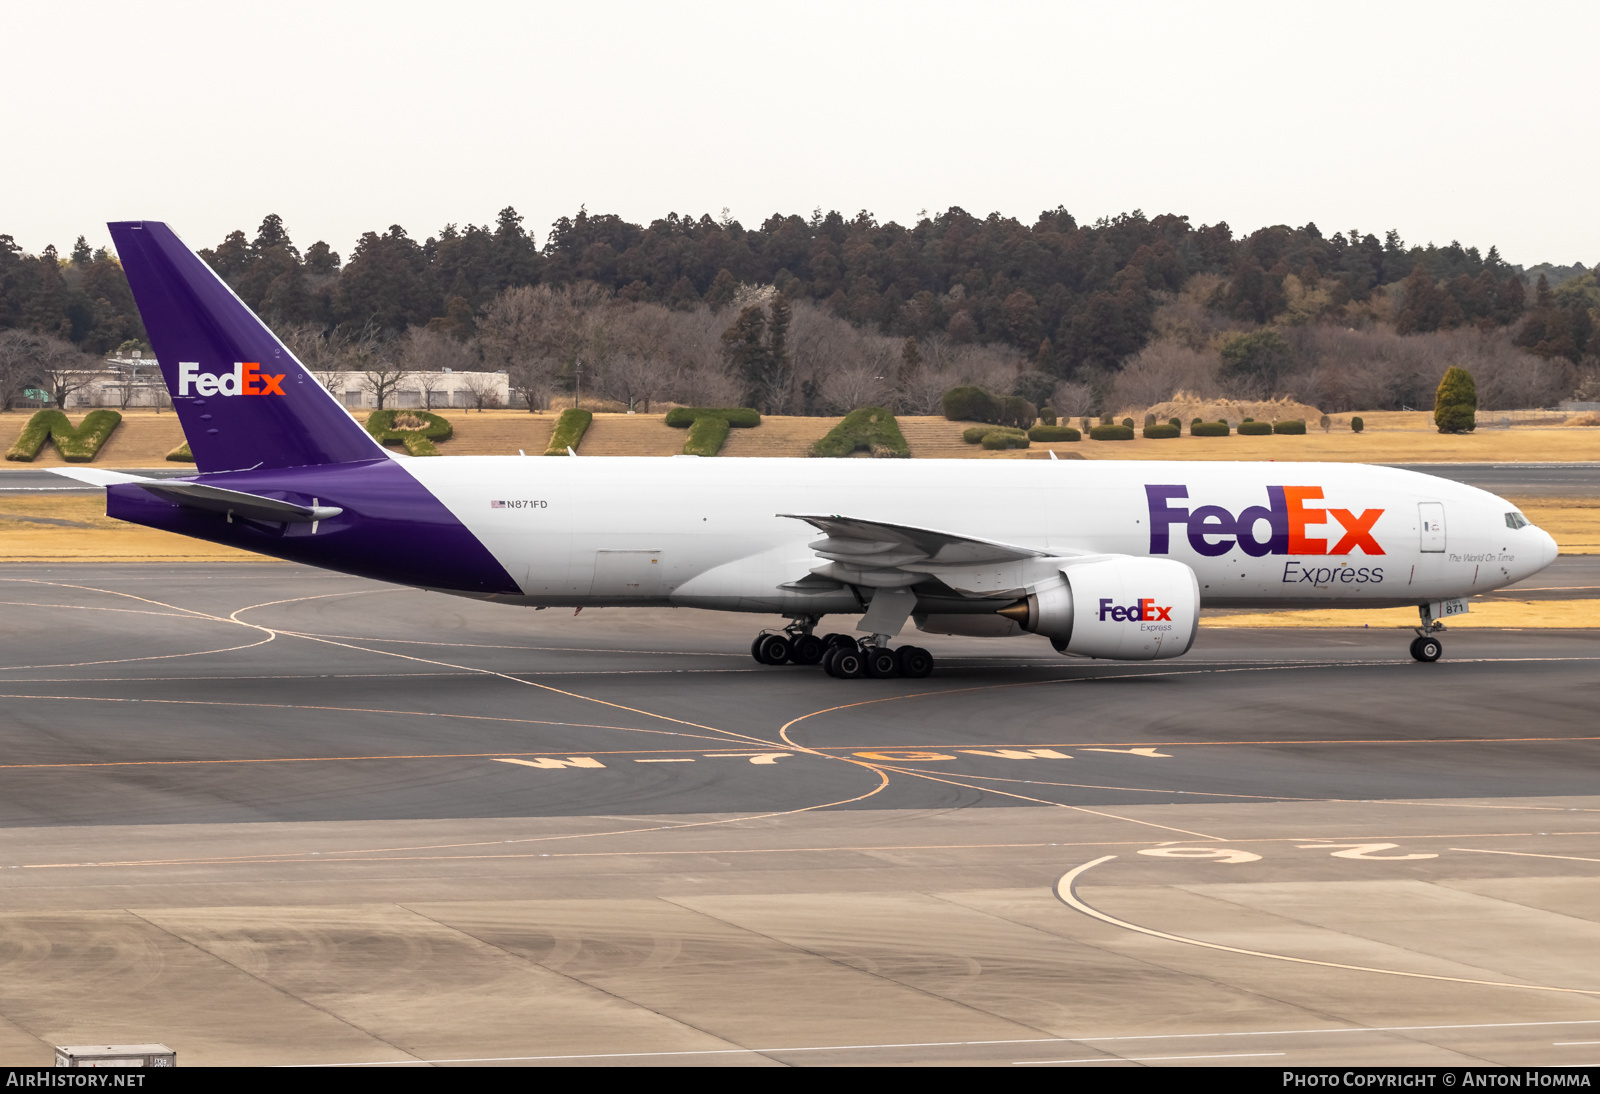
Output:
[108, 221, 386, 473]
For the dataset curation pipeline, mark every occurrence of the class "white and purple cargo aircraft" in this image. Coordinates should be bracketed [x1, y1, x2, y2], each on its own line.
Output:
[58, 221, 1558, 677]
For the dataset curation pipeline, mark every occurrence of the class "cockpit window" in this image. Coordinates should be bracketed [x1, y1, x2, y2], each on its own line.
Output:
[1505, 512, 1529, 529]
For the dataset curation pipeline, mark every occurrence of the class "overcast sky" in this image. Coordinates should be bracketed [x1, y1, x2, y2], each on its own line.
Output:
[8, 1, 1596, 267]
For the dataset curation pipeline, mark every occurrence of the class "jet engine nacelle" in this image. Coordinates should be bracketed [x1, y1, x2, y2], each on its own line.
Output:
[1007, 556, 1200, 660]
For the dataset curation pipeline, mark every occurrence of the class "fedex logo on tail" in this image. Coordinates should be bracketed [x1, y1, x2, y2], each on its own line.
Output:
[178, 362, 286, 397]
[1146, 485, 1384, 558]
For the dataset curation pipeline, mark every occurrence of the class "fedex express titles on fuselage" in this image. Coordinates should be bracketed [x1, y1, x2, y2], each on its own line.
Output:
[1130, 475, 1547, 608]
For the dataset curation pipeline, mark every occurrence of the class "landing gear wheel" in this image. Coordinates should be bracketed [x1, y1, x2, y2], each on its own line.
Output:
[832, 647, 866, 678]
[823, 633, 855, 651]
[756, 633, 792, 665]
[822, 647, 841, 677]
[1409, 635, 1442, 662]
[788, 634, 825, 665]
[863, 647, 900, 678]
[750, 635, 766, 664]
[896, 645, 934, 678]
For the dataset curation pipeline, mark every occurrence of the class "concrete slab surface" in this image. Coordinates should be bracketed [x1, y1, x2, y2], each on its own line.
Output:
[0, 562, 1597, 1066]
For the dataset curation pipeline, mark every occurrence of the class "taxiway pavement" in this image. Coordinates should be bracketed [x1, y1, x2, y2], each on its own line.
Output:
[0, 563, 1597, 1067]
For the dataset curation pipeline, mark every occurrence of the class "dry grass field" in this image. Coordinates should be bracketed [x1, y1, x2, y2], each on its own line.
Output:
[9, 408, 1600, 466]
[0, 495, 258, 561]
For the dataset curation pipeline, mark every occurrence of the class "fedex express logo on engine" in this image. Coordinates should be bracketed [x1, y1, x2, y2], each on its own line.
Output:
[1099, 598, 1172, 623]
[177, 362, 286, 397]
[1145, 485, 1384, 557]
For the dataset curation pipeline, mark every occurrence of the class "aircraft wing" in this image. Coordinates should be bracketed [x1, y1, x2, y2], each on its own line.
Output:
[779, 512, 1071, 596]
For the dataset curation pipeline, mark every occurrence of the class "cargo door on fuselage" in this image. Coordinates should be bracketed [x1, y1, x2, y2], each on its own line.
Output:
[1419, 502, 1446, 553]
[590, 549, 665, 596]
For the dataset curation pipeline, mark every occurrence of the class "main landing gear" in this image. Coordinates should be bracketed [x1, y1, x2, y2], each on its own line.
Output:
[749, 622, 934, 678]
[820, 635, 934, 679]
[1409, 604, 1443, 663]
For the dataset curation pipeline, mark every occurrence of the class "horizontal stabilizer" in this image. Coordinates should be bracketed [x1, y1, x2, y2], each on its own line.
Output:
[46, 468, 154, 488]
[137, 481, 343, 524]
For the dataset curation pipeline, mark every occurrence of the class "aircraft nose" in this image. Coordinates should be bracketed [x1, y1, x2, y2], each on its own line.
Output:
[1539, 526, 1559, 569]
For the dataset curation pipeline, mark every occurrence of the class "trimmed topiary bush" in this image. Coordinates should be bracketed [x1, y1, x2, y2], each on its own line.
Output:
[665, 406, 761, 429]
[942, 385, 1004, 423]
[972, 425, 1024, 447]
[1273, 419, 1307, 435]
[1120, 417, 1134, 429]
[811, 406, 911, 457]
[367, 408, 453, 456]
[6, 409, 123, 463]
[1191, 420, 1230, 437]
[665, 406, 759, 455]
[1238, 420, 1273, 435]
[1191, 417, 1203, 428]
[1434, 366, 1477, 433]
[1090, 424, 1135, 441]
[544, 408, 593, 455]
[1351, 416, 1365, 433]
[683, 416, 730, 456]
[166, 441, 194, 463]
[1143, 423, 1180, 439]
[1039, 406, 1056, 426]
[999, 395, 1036, 429]
[1319, 414, 1331, 432]
[1168, 418, 1181, 429]
[1028, 424, 1081, 442]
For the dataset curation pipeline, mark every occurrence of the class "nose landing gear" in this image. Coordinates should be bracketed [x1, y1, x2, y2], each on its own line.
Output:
[1409, 604, 1444, 662]
[1409, 634, 1442, 662]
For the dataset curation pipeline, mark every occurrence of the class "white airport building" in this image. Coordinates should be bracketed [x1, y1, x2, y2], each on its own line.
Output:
[41, 356, 514, 411]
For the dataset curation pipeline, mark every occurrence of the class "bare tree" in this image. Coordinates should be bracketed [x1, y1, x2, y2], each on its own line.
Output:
[1111, 342, 1220, 410]
[459, 372, 502, 411]
[113, 364, 139, 410]
[0, 330, 40, 410]
[399, 327, 476, 410]
[16, 332, 98, 409]
[415, 369, 445, 410]
[597, 354, 665, 413]
[479, 286, 566, 411]
[358, 362, 407, 410]
[276, 323, 354, 399]
[819, 358, 893, 413]
[338, 325, 404, 410]
[1050, 380, 1096, 418]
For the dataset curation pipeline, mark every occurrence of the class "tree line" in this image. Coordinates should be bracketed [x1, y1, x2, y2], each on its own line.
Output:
[0, 206, 1595, 414]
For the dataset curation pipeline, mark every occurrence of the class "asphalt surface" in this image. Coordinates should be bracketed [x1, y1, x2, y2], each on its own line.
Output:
[2, 563, 1599, 1067]
[0, 467, 194, 493]
[0, 563, 1597, 827]
[1386, 462, 1600, 496]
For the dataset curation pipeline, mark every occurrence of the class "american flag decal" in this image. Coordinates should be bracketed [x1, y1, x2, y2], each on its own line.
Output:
[491, 500, 506, 509]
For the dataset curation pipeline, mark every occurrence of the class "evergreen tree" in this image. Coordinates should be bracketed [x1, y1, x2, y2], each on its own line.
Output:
[1434, 367, 1477, 433]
